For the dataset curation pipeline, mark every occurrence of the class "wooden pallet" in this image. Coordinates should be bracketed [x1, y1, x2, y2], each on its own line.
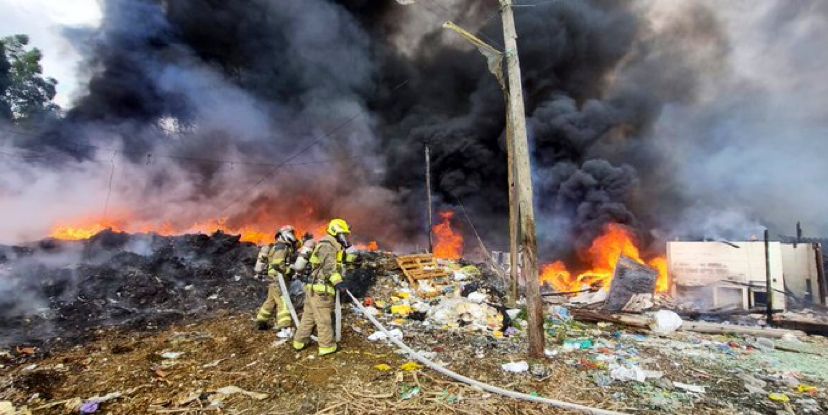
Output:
[396, 254, 450, 287]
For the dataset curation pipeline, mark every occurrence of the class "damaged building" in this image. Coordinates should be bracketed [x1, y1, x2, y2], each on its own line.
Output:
[668, 240, 827, 311]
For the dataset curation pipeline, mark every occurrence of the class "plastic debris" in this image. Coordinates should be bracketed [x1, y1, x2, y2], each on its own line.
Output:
[754, 337, 775, 351]
[276, 327, 294, 339]
[505, 309, 521, 320]
[401, 386, 421, 400]
[548, 306, 572, 323]
[374, 364, 392, 372]
[673, 382, 706, 394]
[797, 384, 818, 394]
[214, 385, 268, 400]
[501, 361, 529, 373]
[795, 398, 820, 414]
[504, 327, 520, 336]
[529, 363, 550, 378]
[160, 351, 183, 360]
[467, 291, 488, 303]
[649, 310, 683, 335]
[79, 402, 99, 414]
[400, 361, 422, 371]
[391, 304, 413, 317]
[610, 365, 646, 383]
[361, 306, 380, 316]
[368, 329, 403, 342]
[562, 338, 593, 351]
[593, 373, 612, 388]
[768, 392, 790, 403]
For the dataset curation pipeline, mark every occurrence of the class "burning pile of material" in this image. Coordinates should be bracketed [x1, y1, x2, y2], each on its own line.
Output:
[540, 223, 670, 294]
[0, 230, 260, 349]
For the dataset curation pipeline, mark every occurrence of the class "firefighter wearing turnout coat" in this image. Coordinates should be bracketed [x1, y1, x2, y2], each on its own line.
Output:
[292, 218, 353, 356]
[255, 226, 300, 335]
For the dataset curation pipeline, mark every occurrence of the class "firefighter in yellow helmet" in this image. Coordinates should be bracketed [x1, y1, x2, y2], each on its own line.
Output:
[292, 218, 352, 356]
[255, 225, 300, 335]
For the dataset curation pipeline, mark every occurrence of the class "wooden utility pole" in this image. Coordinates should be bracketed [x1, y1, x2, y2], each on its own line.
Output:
[425, 145, 434, 253]
[764, 229, 773, 327]
[506, 109, 519, 307]
[500, 0, 544, 357]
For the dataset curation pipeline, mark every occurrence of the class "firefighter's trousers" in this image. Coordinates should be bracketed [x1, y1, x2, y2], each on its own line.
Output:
[293, 286, 336, 349]
[256, 281, 292, 328]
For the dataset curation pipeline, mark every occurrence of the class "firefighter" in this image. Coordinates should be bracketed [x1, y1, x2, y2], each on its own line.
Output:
[255, 225, 300, 335]
[292, 218, 352, 356]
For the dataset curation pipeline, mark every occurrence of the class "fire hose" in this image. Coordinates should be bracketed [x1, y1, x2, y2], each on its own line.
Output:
[343, 289, 630, 415]
[276, 273, 341, 342]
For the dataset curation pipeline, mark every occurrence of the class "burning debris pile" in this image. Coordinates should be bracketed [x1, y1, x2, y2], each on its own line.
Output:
[0, 230, 261, 349]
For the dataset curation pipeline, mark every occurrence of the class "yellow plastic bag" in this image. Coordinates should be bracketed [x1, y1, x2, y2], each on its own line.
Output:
[400, 362, 422, 372]
[374, 364, 392, 372]
[768, 393, 790, 403]
[391, 305, 413, 316]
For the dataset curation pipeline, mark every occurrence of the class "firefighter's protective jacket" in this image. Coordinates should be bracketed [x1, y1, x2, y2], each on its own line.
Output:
[308, 234, 344, 295]
[267, 242, 296, 280]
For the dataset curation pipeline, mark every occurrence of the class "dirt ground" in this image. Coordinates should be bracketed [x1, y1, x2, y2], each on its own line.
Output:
[3, 303, 826, 415]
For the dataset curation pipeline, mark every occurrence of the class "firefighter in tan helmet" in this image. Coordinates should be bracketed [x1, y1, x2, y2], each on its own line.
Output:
[292, 218, 353, 356]
[254, 225, 301, 336]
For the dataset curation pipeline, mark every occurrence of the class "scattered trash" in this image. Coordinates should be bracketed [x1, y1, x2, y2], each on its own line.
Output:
[276, 327, 294, 339]
[505, 309, 521, 320]
[501, 361, 529, 373]
[795, 398, 820, 413]
[374, 364, 392, 372]
[0, 402, 15, 415]
[214, 386, 268, 401]
[562, 338, 593, 351]
[400, 386, 421, 400]
[79, 402, 99, 414]
[504, 327, 520, 336]
[767, 392, 790, 403]
[796, 384, 818, 394]
[754, 337, 775, 351]
[202, 358, 227, 368]
[467, 291, 488, 303]
[15, 346, 37, 356]
[673, 382, 706, 394]
[368, 329, 403, 342]
[400, 361, 422, 372]
[610, 365, 646, 382]
[390, 304, 413, 317]
[160, 351, 183, 360]
[649, 310, 683, 335]
[548, 306, 572, 323]
[361, 306, 380, 316]
[593, 373, 613, 388]
[529, 363, 550, 378]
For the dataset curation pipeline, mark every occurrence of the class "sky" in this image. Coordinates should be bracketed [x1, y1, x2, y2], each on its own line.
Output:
[0, 0, 102, 107]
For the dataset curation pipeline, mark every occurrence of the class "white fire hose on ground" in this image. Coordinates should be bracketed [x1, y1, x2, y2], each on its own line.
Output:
[343, 289, 629, 415]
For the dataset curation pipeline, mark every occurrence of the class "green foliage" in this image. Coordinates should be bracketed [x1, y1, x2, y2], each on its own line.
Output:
[0, 34, 60, 122]
[0, 41, 11, 120]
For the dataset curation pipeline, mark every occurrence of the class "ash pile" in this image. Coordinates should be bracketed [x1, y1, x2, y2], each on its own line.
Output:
[0, 230, 263, 349]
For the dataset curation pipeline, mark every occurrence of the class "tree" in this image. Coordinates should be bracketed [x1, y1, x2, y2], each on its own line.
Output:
[0, 35, 59, 122]
[0, 41, 11, 120]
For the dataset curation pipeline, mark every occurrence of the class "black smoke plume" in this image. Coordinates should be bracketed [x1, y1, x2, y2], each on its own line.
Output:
[2, 0, 825, 263]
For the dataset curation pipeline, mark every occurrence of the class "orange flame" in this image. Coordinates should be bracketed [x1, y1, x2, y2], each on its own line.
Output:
[540, 223, 670, 294]
[48, 215, 330, 246]
[433, 211, 463, 260]
[354, 241, 379, 252]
